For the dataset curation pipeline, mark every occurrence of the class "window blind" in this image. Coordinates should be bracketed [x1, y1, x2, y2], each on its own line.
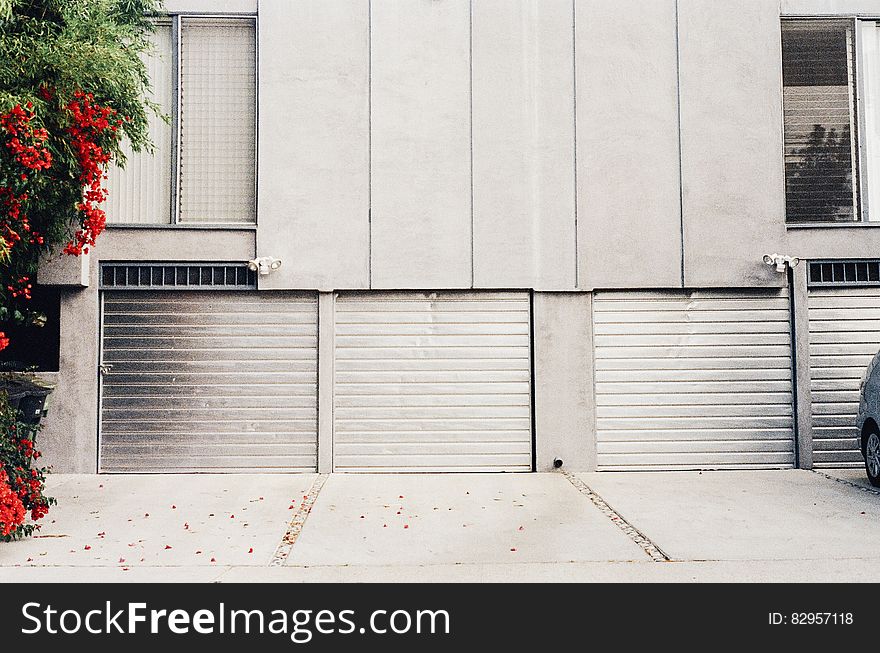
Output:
[104, 23, 174, 224]
[178, 18, 257, 224]
[782, 20, 859, 223]
[859, 21, 880, 221]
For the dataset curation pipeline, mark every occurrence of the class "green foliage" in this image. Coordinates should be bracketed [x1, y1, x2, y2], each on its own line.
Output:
[0, 0, 164, 325]
[0, 390, 54, 541]
[0, 0, 165, 163]
[0, 1, 164, 538]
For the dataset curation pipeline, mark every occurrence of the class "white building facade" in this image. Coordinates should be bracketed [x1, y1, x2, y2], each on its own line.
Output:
[30, 0, 880, 474]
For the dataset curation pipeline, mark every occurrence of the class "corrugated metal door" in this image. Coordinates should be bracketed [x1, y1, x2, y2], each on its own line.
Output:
[808, 288, 880, 467]
[593, 290, 795, 470]
[333, 292, 532, 472]
[100, 291, 318, 472]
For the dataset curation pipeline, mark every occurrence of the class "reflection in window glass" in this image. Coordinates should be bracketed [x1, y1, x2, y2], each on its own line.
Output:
[782, 20, 859, 223]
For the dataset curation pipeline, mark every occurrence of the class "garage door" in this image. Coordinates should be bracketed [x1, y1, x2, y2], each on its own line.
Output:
[593, 290, 795, 470]
[100, 291, 318, 472]
[333, 292, 533, 472]
[808, 287, 880, 467]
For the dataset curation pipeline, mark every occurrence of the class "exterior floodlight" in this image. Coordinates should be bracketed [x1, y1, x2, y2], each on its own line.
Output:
[762, 253, 799, 273]
[247, 257, 283, 276]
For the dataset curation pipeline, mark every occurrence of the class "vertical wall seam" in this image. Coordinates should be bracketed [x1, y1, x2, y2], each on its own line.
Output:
[368, 0, 373, 289]
[572, 0, 579, 290]
[674, 0, 685, 289]
[469, 0, 475, 289]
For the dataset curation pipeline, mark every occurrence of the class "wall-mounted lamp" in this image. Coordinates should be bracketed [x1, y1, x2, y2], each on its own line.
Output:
[762, 253, 800, 274]
[248, 257, 283, 276]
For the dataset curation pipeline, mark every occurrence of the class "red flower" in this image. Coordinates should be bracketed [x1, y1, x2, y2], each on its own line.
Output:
[0, 469, 25, 536]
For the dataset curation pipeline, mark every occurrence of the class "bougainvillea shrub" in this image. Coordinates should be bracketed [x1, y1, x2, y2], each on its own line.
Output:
[0, 0, 164, 537]
[0, 0, 163, 348]
[0, 394, 53, 540]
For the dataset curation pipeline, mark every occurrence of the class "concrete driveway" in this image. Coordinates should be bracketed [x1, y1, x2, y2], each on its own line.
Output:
[0, 469, 878, 582]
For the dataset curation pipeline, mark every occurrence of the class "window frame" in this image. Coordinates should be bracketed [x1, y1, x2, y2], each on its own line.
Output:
[781, 16, 870, 227]
[107, 12, 259, 230]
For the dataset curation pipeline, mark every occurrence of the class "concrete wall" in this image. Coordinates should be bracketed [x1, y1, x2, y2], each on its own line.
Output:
[472, 0, 576, 291]
[34, 0, 880, 472]
[370, 0, 473, 289]
[44, 0, 880, 295]
[533, 292, 595, 472]
[256, 0, 370, 291]
[251, 0, 878, 292]
[678, 0, 787, 289]
[782, 0, 880, 14]
[576, 0, 682, 290]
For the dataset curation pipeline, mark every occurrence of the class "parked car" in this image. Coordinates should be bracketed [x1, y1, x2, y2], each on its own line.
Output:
[857, 351, 880, 486]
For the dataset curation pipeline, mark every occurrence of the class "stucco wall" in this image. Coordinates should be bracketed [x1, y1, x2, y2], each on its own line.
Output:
[533, 292, 596, 471]
[38, 0, 880, 295]
[576, 0, 683, 290]
[678, 0, 787, 289]
[252, 0, 869, 292]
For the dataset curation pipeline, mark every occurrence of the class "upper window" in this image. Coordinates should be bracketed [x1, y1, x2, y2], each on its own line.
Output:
[782, 20, 862, 224]
[105, 16, 257, 226]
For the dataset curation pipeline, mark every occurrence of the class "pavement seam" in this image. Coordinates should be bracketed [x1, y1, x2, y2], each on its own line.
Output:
[561, 471, 670, 563]
[811, 469, 880, 497]
[268, 474, 328, 567]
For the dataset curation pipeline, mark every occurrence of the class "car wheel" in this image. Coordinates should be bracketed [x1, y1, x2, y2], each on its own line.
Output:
[865, 431, 880, 487]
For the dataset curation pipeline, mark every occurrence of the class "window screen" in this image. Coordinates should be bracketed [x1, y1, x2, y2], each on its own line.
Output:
[859, 21, 880, 221]
[104, 23, 174, 224]
[782, 20, 859, 223]
[178, 18, 257, 224]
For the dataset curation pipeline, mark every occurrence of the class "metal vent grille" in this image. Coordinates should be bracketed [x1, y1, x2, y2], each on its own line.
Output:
[809, 260, 880, 287]
[100, 263, 257, 290]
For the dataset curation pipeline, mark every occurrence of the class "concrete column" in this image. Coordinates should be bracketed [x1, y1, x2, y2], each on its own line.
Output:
[317, 292, 336, 473]
[38, 265, 100, 473]
[532, 292, 596, 471]
[792, 262, 814, 470]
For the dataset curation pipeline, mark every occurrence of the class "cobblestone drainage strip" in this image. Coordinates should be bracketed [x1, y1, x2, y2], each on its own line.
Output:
[562, 471, 670, 563]
[269, 474, 329, 567]
[812, 469, 880, 498]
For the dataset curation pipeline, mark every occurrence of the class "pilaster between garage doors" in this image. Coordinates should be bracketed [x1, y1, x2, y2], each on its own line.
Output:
[317, 291, 335, 473]
[791, 262, 814, 470]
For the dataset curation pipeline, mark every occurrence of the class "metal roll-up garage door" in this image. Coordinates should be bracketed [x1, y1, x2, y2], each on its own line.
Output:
[808, 287, 880, 467]
[593, 290, 795, 470]
[100, 291, 318, 472]
[333, 292, 533, 472]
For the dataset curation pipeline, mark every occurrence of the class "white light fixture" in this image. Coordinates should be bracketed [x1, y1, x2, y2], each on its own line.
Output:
[762, 253, 800, 274]
[247, 257, 283, 276]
